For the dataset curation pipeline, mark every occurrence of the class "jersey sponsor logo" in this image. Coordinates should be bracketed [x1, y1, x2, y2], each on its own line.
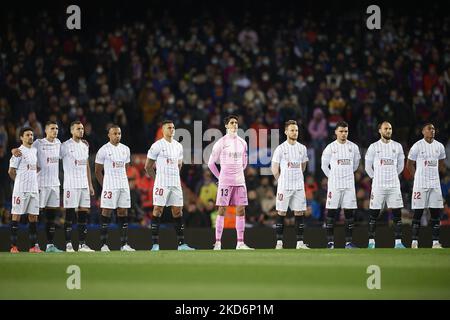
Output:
[337, 159, 351, 165]
[424, 160, 437, 167]
[74, 159, 87, 166]
[227, 152, 242, 159]
[112, 161, 125, 168]
[287, 161, 301, 168]
[47, 156, 59, 164]
[380, 158, 394, 166]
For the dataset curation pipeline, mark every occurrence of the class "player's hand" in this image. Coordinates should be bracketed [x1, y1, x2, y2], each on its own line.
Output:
[89, 186, 95, 196]
[11, 148, 22, 157]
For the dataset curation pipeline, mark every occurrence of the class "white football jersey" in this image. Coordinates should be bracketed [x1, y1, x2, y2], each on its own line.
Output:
[321, 140, 361, 189]
[272, 141, 308, 190]
[61, 138, 90, 189]
[365, 139, 405, 189]
[33, 138, 61, 187]
[408, 139, 446, 189]
[147, 138, 183, 187]
[9, 145, 39, 193]
[95, 142, 130, 189]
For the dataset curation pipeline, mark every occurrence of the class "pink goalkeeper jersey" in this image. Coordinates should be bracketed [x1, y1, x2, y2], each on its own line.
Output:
[208, 133, 248, 187]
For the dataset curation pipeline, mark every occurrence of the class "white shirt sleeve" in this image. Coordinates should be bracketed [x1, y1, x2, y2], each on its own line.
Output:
[95, 147, 105, 165]
[408, 143, 418, 161]
[321, 145, 331, 177]
[364, 145, 375, 179]
[353, 144, 361, 172]
[126, 147, 131, 164]
[397, 144, 405, 175]
[302, 145, 309, 163]
[439, 143, 446, 160]
[9, 155, 21, 169]
[147, 142, 160, 160]
[178, 144, 184, 161]
[271, 146, 281, 164]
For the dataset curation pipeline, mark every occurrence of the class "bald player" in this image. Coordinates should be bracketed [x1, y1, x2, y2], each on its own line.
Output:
[406, 123, 446, 249]
[145, 120, 194, 251]
[8, 127, 41, 253]
[365, 122, 406, 249]
[208, 115, 253, 250]
[61, 121, 95, 252]
[95, 125, 135, 252]
[321, 121, 361, 249]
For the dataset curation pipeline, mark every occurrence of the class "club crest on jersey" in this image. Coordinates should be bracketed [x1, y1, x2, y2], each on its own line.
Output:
[27, 164, 37, 170]
[349, 148, 352, 152]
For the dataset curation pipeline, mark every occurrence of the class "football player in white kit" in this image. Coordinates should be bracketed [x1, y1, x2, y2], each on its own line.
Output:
[406, 123, 446, 249]
[95, 125, 135, 252]
[365, 122, 406, 249]
[8, 127, 42, 253]
[321, 121, 361, 249]
[61, 121, 95, 252]
[11, 121, 64, 252]
[271, 120, 310, 249]
[145, 120, 194, 251]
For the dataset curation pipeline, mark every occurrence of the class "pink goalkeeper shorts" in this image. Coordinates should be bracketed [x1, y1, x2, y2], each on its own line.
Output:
[216, 185, 248, 207]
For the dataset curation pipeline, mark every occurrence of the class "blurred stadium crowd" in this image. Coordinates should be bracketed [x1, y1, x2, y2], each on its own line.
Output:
[1, 2, 450, 229]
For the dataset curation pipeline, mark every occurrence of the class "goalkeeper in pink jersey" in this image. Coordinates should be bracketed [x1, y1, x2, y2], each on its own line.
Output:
[208, 115, 254, 250]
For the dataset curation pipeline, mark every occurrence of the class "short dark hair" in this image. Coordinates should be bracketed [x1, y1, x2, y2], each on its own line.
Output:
[45, 121, 58, 128]
[108, 124, 121, 132]
[19, 126, 33, 137]
[70, 120, 82, 131]
[162, 120, 174, 126]
[335, 121, 349, 129]
[284, 120, 297, 129]
[224, 115, 238, 125]
[422, 122, 434, 130]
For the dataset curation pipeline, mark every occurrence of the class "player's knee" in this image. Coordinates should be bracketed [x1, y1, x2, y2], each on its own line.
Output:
[172, 208, 182, 218]
[218, 207, 226, 216]
[277, 211, 287, 217]
[294, 211, 304, 216]
[152, 206, 163, 217]
[236, 206, 245, 216]
[28, 215, 38, 222]
[117, 209, 128, 217]
[102, 209, 113, 217]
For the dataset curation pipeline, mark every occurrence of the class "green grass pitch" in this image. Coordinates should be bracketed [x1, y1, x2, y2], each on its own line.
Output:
[1, 249, 449, 299]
